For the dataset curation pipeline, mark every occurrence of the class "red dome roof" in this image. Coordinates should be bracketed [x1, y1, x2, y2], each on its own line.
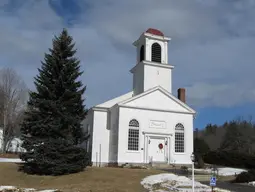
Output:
[146, 28, 164, 36]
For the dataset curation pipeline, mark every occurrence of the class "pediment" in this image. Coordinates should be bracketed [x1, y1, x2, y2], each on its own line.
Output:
[119, 87, 195, 114]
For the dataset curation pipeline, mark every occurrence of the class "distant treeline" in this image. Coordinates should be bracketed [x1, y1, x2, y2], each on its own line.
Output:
[195, 117, 255, 155]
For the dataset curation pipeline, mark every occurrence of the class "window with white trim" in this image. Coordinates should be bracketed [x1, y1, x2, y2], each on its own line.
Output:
[128, 119, 139, 151]
[175, 123, 185, 153]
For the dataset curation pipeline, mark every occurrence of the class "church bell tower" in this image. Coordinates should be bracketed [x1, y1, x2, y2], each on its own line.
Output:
[131, 28, 174, 96]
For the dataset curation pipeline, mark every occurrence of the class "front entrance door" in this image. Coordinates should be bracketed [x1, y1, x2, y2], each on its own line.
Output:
[148, 137, 166, 162]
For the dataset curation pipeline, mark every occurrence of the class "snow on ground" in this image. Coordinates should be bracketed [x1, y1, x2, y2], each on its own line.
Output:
[141, 173, 230, 192]
[188, 167, 247, 176]
[0, 186, 16, 190]
[0, 158, 24, 163]
[0, 186, 58, 192]
[248, 181, 255, 186]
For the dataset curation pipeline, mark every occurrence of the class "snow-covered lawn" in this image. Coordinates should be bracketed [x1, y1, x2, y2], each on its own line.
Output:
[0, 186, 59, 192]
[188, 167, 247, 176]
[248, 181, 255, 186]
[141, 173, 230, 192]
[0, 158, 23, 163]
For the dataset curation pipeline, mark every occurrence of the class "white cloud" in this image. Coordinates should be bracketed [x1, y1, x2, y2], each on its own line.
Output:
[1, 0, 255, 108]
[186, 82, 255, 108]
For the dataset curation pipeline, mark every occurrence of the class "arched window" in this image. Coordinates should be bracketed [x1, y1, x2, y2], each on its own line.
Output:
[128, 119, 139, 151]
[175, 123, 184, 153]
[140, 45, 144, 62]
[151, 43, 161, 63]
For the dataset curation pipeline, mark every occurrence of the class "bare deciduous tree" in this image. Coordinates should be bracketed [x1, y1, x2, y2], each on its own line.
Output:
[0, 67, 27, 153]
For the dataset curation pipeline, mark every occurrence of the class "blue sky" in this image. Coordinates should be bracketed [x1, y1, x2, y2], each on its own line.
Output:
[1, 0, 255, 129]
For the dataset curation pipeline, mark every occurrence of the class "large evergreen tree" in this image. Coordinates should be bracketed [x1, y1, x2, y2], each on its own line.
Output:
[19, 29, 89, 175]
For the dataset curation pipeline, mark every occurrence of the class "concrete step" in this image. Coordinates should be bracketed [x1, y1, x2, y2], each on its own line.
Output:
[151, 163, 174, 169]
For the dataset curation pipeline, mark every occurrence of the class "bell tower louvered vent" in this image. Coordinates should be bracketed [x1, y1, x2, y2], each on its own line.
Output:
[140, 45, 144, 62]
[151, 43, 161, 63]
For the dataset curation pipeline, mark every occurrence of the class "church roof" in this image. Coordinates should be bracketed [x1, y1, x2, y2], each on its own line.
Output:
[146, 28, 164, 36]
[95, 91, 133, 108]
[133, 28, 169, 47]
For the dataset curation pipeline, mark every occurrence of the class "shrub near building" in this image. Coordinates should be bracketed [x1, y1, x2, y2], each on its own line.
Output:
[234, 169, 255, 183]
[194, 138, 210, 168]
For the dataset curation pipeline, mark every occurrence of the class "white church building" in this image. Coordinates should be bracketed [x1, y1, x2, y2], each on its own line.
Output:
[83, 28, 196, 166]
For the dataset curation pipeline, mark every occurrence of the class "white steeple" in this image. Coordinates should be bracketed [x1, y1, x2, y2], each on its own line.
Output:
[130, 28, 174, 96]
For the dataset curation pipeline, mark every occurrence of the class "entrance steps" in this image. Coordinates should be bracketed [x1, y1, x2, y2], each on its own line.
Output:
[146, 162, 177, 169]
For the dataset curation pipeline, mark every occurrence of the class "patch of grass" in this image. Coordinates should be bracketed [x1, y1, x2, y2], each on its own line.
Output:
[0, 153, 19, 158]
[0, 163, 164, 192]
[0, 187, 62, 192]
[217, 175, 236, 182]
